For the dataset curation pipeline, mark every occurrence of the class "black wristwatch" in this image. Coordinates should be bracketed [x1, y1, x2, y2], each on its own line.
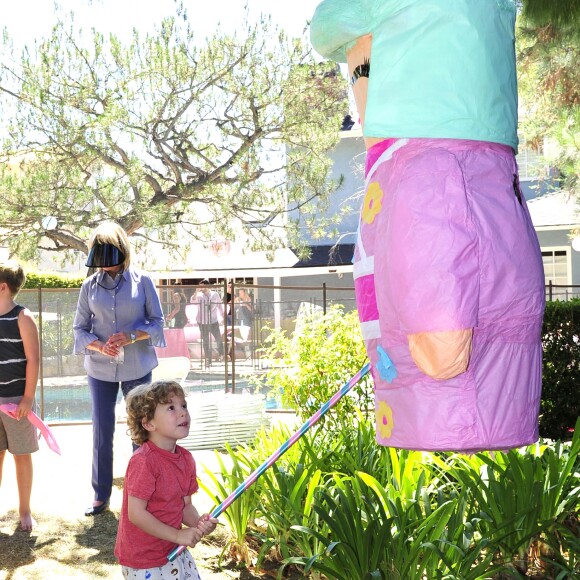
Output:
[129, 332, 137, 344]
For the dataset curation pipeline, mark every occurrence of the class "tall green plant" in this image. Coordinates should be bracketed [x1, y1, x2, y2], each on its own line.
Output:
[244, 423, 334, 577]
[442, 426, 580, 576]
[289, 473, 394, 579]
[541, 521, 580, 579]
[444, 451, 540, 573]
[534, 421, 580, 578]
[213, 419, 579, 576]
[250, 422, 308, 471]
[535, 420, 580, 526]
[291, 472, 465, 580]
[199, 442, 262, 565]
[256, 454, 327, 578]
[319, 415, 392, 482]
[419, 489, 501, 579]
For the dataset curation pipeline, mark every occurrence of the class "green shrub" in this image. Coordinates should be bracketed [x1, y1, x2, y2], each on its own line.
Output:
[541, 299, 580, 440]
[213, 415, 579, 577]
[256, 448, 327, 577]
[436, 422, 580, 577]
[319, 417, 392, 482]
[290, 471, 489, 580]
[23, 271, 84, 288]
[199, 442, 262, 566]
[255, 305, 372, 432]
[266, 422, 579, 578]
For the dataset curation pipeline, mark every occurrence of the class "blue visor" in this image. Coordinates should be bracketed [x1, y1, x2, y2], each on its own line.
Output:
[85, 243, 125, 268]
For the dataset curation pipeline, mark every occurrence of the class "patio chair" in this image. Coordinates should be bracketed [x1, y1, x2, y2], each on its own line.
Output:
[152, 356, 191, 385]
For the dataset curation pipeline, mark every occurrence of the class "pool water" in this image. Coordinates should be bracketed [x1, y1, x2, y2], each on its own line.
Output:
[40, 380, 284, 423]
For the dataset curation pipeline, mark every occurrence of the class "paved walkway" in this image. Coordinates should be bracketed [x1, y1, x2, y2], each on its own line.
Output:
[0, 411, 298, 524]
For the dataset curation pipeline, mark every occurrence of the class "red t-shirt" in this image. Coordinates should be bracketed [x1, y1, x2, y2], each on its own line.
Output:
[114, 441, 199, 569]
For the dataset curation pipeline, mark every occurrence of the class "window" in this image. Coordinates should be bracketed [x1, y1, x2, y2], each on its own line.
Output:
[542, 249, 575, 300]
[516, 136, 543, 181]
[542, 250, 568, 285]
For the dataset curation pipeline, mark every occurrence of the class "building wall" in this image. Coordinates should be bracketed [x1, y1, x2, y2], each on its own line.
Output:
[304, 130, 557, 242]
[299, 132, 365, 247]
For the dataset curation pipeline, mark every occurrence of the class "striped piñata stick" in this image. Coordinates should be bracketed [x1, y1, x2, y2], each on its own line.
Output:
[168, 362, 371, 562]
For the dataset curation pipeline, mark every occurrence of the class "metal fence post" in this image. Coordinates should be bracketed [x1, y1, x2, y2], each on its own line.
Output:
[230, 279, 236, 394]
[323, 282, 327, 316]
[38, 286, 45, 420]
[223, 278, 229, 393]
[57, 298, 63, 376]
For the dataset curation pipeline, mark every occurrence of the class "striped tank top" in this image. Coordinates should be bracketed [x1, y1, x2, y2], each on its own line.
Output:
[0, 304, 27, 397]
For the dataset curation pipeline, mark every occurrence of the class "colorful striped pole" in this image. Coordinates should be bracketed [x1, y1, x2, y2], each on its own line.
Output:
[167, 362, 371, 562]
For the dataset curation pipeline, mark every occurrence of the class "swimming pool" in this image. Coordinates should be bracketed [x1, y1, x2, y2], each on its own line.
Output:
[40, 378, 283, 423]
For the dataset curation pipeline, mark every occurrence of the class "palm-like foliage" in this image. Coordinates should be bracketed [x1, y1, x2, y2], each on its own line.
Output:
[436, 420, 580, 575]
[199, 442, 262, 565]
[314, 416, 392, 481]
[204, 417, 579, 577]
[256, 455, 327, 578]
[290, 472, 465, 580]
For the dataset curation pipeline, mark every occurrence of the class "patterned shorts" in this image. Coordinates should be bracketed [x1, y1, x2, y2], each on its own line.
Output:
[121, 549, 200, 579]
[0, 396, 39, 455]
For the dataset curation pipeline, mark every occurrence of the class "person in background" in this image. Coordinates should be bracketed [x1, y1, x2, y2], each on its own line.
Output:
[225, 282, 233, 326]
[165, 285, 188, 329]
[191, 279, 224, 365]
[223, 281, 234, 361]
[235, 287, 253, 328]
[229, 286, 254, 361]
[0, 261, 40, 531]
[73, 222, 166, 517]
[115, 380, 218, 579]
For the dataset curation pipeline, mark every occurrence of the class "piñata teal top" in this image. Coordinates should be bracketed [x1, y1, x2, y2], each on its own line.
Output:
[310, 0, 518, 151]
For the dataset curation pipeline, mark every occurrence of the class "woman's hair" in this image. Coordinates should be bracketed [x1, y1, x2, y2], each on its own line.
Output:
[238, 287, 253, 301]
[88, 221, 131, 268]
[0, 260, 26, 297]
[125, 380, 185, 445]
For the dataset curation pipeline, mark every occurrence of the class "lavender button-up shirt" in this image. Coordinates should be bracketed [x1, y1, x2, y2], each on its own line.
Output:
[73, 267, 166, 382]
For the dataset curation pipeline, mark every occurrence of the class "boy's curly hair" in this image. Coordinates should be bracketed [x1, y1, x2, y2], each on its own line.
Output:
[125, 380, 185, 445]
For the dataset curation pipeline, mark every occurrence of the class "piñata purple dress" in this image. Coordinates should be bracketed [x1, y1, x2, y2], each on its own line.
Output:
[311, 0, 546, 452]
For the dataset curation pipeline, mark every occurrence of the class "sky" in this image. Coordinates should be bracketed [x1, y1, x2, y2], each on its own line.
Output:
[2, 0, 323, 48]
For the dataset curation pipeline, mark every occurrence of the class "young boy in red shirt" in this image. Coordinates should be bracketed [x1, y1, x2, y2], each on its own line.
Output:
[115, 381, 217, 579]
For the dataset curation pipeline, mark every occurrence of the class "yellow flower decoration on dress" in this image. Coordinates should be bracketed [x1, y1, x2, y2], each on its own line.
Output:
[362, 182, 383, 224]
[376, 401, 394, 439]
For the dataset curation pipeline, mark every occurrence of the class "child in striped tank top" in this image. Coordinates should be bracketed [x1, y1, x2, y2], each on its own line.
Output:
[0, 261, 40, 531]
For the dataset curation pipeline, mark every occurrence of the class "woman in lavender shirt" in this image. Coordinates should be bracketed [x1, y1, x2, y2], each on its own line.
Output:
[73, 222, 166, 516]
